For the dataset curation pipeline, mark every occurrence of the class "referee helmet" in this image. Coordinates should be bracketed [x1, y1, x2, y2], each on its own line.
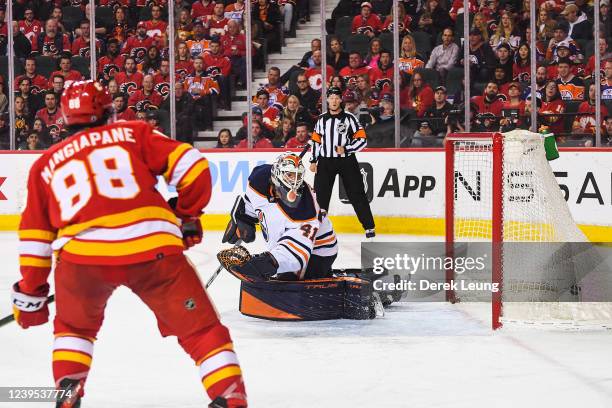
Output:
[326, 86, 343, 98]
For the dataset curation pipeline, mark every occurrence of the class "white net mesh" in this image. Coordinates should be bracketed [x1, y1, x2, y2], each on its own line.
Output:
[450, 130, 612, 327]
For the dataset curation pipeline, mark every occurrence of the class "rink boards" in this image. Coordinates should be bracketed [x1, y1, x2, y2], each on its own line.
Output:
[0, 148, 610, 241]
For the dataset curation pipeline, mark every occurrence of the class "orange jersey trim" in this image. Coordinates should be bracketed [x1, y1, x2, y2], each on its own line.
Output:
[353, 129, 366, 139]
[311, 132, 322, 143]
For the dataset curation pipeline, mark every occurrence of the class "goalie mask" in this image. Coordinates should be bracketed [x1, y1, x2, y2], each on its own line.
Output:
[271, 152, 305, 208]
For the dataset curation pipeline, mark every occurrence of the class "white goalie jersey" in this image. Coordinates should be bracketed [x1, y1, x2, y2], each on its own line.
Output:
[243, 164, 338, 279]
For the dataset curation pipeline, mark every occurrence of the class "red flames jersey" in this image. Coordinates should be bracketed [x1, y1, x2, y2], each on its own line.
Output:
[153, 72, 171, 99]
[116, 108, 137, 121]
[97, 54, 126, 79]
[304, 66, 336, 91]
[18, 20, 43, 45]
[115, 71, 144, 95]
[143, 20, 168, 38]
[128, 89, 163, 111]
[206, 16, 229, 37]
[351, 14, 382, 35]
[122, 35, 157, 64]
[338, 65, 371, 89]
[369, 65, 394, 92]
[175, 59, 195, 81]
[32, 33, 71, 56]
[17, 121, 212, 291]
[573, 102, 609, 134]
[539, 100, 566, 134]
[191, 0, 216, 19]
[71, 36, 102, 58]
[203, 52, 231, 77]
[14, 74, 49, 94]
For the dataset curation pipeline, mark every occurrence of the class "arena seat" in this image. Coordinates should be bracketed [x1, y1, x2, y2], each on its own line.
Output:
[413, 68, 440, 89]
[35, 56, 57, 78]
[345, 34, 370, 57]
[378, 32, 394, 56]
[71, 56, 91, 78]
[61, 6, 85, 32]
[335, 16, 353, 44]
[411, 31, 432, 59]
[95, 6, 115, 28]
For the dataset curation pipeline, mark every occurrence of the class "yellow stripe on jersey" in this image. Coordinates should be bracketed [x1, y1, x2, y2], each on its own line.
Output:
[19, 256, 52, 268]
[58, 207, 178, 238]
[62, 233, 183, 256]
[18, 229, 57, 241]
[202, 366, 242, 390]
[52, 351, 92, 367]
[177, 159, 209, 190]
[163, 143, 192, 181]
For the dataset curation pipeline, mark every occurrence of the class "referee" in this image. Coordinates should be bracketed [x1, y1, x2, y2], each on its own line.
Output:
[309, 87, 375, 238]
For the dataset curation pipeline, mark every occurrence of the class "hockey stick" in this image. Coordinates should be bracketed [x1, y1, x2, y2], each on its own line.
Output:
[0, 294, 55, 328]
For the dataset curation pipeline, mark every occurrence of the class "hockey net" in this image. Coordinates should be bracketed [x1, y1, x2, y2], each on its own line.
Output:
[445, 130, 612, 329]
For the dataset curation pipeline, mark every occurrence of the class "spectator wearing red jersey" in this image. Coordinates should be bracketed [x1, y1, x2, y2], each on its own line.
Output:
[128, 74, 163, 111]
[33, 18, 71, 57]
[236, 120, 274, 148]
[470, 81, 504, 124]
[114, 57, 144, 95]
[572, 83, 609, 135]
[153, 59, 171, 99]
[175, 41, 194, 81]
[539, 80, 566, 135]
[221, 19, 248, 87]
[449, 0, 479, 21]
[97, 39, 125, 84]
[122, 21, 157, 64]
[35, 91, 64, 142]
[584, 37, 612, 79]
[512, 43, 532, 83]
[493, 65, 512, 100]
[369, 49, 394, 94]
[185, 56, 220, 131]
[18, 7, 43, 47]
[203, 39, 231, 108]
[402, 71, 434, 117]
[304, 50, 336, 92]
[352, 2, 381, 38]
[191, 0, 216, 20]
[339, 51, 371, 90]
[177, 8, 194, 41]
[381, 3, 411, 36]
[49, 55, 84, 87]
[144, 4, 167, 39]
[499, 82, 526, 131]
[112, 92, 137, 121]
[72, 20, 101, 58]
[206, 3, 229, 39]
[285, 122, 311, 148]
[15, 57, 49, 95]
[254, 89, 281, 131]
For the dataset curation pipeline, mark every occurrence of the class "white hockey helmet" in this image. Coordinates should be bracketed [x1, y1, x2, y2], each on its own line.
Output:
[271, 152, 305, 207]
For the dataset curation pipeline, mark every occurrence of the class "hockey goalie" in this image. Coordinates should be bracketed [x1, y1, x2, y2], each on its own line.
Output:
[219, 152, 401, 321]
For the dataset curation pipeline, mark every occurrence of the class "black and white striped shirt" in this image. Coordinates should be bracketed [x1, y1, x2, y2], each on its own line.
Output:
[310, 110, 367, 162]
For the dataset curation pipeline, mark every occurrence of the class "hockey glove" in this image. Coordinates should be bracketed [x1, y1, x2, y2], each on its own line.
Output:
[230, 252, 278, 282]
[181, 217, 203, 248]
[11, 282, 50, 329]
[222, 196, 258, 244]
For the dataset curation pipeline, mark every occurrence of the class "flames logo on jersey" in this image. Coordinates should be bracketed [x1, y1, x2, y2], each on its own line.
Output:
[206, 66, 222, 78]
[42, 42, 59, 56]
[356, 26, 375, 35]
[496, 94, 508, 102]
[120, 81, 139, 95]
[30, 85, 43, 95]
[102, 64, 121, 79]
[130, 47, 147, 64]
[154, 82, 170, 98]
[345, 76, 359, 88]
[516, 72, 530, 83]
[176, 69, 188, 81]
[374, 78, 392, 92]
[78, 47, 91, 58]
[384, 22, 406, 33]
[135, 100, 157, 112]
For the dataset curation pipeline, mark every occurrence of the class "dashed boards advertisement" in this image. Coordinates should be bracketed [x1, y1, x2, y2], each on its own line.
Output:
[0, 149, 610, 239]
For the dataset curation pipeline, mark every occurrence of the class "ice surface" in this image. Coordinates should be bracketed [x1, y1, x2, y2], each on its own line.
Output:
[1, 232, 611, 408]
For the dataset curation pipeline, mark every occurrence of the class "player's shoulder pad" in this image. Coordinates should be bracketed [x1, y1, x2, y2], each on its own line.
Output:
[248, 164, 273, 198]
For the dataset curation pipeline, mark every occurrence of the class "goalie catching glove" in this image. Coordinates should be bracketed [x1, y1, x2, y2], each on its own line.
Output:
[222, 196, 258, 244]
[217, 245, 278, 282]
[11, 282, 50, 329]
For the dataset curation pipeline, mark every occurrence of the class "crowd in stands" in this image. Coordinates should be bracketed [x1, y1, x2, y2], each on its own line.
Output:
[0, 0, 611, 150]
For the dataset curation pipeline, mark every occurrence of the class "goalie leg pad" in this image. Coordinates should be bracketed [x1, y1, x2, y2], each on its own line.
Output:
[238, 277, 374, 320]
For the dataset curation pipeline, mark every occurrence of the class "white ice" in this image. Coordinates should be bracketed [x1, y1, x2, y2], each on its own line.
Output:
[1, 232, 611, 408]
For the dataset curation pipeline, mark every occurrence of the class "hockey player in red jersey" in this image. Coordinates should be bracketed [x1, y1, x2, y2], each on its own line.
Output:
[10, 80, 247, 408]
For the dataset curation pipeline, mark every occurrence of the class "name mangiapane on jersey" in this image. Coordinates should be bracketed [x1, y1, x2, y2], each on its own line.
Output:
[40, 126, 141, 184]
